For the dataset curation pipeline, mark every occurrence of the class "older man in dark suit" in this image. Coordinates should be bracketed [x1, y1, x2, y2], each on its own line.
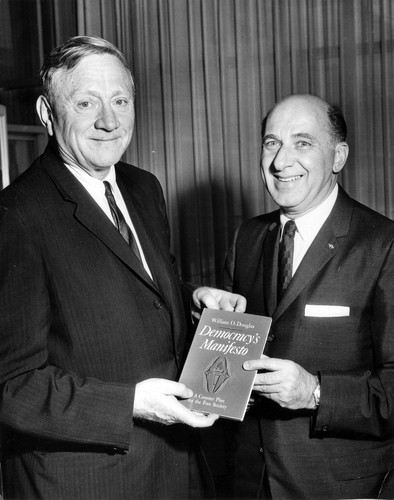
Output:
[0, 36, 245, 499]
[224, 94, 394, 499]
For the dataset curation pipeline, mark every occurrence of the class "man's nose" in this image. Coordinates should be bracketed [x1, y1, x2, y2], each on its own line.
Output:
[273, 145, 294, 171]
[95, 104, 119, 131]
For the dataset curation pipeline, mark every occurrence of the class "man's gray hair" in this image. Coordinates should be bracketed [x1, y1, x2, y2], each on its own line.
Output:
[39, 35, 134, 103]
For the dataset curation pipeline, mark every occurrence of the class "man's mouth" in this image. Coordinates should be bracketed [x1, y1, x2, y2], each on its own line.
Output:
[92, 138, 120, 142]
[277, 175, 302, 182]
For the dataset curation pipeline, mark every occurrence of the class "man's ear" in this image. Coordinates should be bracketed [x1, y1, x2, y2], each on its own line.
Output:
[333, 142, 349, 174]
[36, 95, 54, 136]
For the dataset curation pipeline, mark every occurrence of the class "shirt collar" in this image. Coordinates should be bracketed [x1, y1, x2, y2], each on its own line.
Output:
[65, 164, 117, 190]
[280, 184, 338, 244]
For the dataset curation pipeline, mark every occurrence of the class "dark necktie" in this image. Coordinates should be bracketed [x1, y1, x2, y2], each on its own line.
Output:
[277, 220, 297, 299]
[103, 181, 142, 261]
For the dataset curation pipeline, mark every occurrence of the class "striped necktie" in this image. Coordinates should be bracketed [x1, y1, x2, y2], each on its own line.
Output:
[103, 181, 142, 261]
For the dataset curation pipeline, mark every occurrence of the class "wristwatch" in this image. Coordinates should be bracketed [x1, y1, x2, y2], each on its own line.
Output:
[312, 376, 320, 408]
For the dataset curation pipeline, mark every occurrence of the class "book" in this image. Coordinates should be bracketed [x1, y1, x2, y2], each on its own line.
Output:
[179, 308, 272, 421]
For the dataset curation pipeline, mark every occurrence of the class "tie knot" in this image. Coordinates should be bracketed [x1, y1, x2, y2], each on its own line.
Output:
[103, 181, 113, 197]
[282, 219, 297, 238]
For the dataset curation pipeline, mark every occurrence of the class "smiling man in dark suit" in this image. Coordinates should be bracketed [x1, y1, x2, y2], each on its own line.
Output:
[224, 94, 394, 499]
[0, 35, 245, 499]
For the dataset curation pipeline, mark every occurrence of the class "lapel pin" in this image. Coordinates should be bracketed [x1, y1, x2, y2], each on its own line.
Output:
[328, 243, 335, 250]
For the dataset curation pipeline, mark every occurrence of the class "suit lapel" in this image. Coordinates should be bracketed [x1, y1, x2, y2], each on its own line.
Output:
[73, 197, 157, 290]
[117, 176, 173, 296]
[43, 150, 159, 294]
[273, 188, 353, 321]
[273, 225, 337, 320]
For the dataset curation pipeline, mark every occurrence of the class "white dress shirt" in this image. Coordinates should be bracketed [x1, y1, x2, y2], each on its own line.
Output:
[280, 184, 338, 276]
[65, 164, 153, 279]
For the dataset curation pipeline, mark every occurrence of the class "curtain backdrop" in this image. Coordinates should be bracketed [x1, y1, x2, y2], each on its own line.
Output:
[76, 0, 394, 285]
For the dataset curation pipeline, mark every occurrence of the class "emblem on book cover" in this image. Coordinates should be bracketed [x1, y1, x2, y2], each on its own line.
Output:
[204, 356, 230, 393]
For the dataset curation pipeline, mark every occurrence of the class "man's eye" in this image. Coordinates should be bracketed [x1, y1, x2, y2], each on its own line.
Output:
[264, 140, 279, 150]
[297, 140, 311, 148]
[114, 98, 129, 106]
[78, 101, 92, 109]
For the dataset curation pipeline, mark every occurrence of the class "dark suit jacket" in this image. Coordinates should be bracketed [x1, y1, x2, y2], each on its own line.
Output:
[225, 186, 394, 499]
[0, 146, 201, 499]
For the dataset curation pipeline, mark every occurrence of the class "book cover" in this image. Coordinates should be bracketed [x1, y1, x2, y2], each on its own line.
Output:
[179, 308, 272, 421]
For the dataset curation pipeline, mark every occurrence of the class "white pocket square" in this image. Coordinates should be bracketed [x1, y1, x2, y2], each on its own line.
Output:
[304, 305, 350, 317]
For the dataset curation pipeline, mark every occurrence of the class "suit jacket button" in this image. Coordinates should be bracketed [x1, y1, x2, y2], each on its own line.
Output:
[154, 299, 163, 309]
[321, 425, 328, 432]
[267, 334, 275, 342]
